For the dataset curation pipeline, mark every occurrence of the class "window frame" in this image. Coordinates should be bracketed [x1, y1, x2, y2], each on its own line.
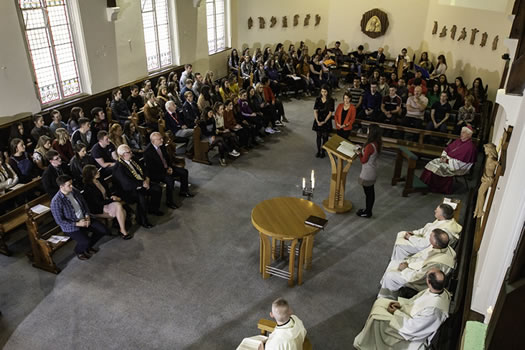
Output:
[17, 0, 83, 106]
[140, 0, 174, 73]
[206, 0, 230, 55]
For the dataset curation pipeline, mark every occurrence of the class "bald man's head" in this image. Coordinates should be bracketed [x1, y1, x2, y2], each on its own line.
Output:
[431, 229, 449, 249]
[427, 268, 445, 291]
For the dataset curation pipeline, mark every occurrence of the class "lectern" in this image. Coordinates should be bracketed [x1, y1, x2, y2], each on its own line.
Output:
[322, 135, 358, 213]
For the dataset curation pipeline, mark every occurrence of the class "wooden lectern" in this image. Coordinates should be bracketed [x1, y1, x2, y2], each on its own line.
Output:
[322, 135, 358, 213]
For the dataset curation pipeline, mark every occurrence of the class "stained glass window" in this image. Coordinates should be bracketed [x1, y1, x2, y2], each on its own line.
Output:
[18, 0, 81, 104]
[141, 0, 172, 72]
[206, 0, 227, 55]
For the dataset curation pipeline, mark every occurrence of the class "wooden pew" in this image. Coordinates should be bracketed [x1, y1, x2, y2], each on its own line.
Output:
[391, 146, 428, 197]
[0, 177, 46, 256]
[350, 119, 480, 158]
[192, 125, 211, 165]
[25, 203, 69, 274]
[257, 319, 313, 350]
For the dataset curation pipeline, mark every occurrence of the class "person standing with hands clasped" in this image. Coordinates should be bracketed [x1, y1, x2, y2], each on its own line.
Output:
[356, 124, 382, 218]
[312, 84, 334, 158]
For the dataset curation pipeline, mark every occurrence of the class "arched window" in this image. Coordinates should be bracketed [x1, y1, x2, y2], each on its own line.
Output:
[18, 0, 82, 105]
[206, 0, 228, 55]
[141, 0, 173, 72]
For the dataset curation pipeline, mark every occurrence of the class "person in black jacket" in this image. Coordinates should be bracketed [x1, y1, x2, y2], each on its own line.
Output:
[69, 143, 94, 188]
[110, 89, 131, 123]
[144, 132, 194, 210]
[81, 165, 131, 239]
[42, 150, 71, 197]
[112, 144, 161, 229]
[182, 91, 199, 128]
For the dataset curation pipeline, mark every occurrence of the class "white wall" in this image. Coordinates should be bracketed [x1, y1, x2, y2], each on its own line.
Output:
[0, 0, 42, 116]
[236, 0, 329, 52]
[472, 90, 525, 316]
[421, 0, 513, 100]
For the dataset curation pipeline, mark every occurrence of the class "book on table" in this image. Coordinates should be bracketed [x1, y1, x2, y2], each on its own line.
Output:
[305, 215, 328, 229]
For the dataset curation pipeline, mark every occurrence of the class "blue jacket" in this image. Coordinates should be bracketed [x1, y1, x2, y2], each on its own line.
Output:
[50, 189, 89, 233]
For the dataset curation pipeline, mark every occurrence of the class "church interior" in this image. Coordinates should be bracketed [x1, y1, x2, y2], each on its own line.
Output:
[1, 0, 525, 349]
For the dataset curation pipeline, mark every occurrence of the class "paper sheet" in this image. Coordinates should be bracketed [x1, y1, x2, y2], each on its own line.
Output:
[47, 235, 70, 244]
[31, 204, 50, 214]
[337, 141, 358, 158]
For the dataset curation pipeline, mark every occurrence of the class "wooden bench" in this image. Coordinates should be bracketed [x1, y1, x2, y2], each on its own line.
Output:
[25, 203, 69, 274]
[257, 319, 313, 350]
[192, 125, 211, 165]
[351, 119, 480, 158]
[391, 146, 428, 197]
[0, 178, 47, 256]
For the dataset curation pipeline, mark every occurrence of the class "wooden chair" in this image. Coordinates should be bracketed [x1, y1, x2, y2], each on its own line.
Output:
[192, 125, 211, 165]
[25, 203, 69, 274]
[392, 146, 428, 197]
[0, 178, 46, 256]
[257, 319, 313, 350]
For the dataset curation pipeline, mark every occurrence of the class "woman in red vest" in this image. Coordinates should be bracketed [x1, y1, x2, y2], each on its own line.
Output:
[334, 92, 356, 140]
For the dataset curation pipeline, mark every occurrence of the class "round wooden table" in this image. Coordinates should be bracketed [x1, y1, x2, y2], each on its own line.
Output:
[251, 197, 326, 287]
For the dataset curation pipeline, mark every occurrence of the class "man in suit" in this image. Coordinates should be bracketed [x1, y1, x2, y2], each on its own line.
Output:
[164, 101, 194, 153]
[112, 144, 161, 229]
[144, 132, 194, 210]
[42, 150, 70, 197]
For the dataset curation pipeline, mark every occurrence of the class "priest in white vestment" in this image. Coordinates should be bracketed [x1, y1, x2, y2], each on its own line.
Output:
[354, 269, 450, 350]
[237, 298, 306, 350]
[391, 203, 462, 261]
[379, 229, 456, 299]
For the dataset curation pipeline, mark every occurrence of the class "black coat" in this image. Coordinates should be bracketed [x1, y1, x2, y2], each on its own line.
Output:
[82, 179, 113, 215]
[112, 160, 145, 203]
[42, 164, 70, 197]
[143, 143, 171, 182]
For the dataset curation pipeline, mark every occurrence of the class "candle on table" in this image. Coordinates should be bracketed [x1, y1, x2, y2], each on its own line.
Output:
[302, 177, 306, 190]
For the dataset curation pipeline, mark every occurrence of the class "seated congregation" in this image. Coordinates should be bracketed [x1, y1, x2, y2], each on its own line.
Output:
[1, 51, 305, 261]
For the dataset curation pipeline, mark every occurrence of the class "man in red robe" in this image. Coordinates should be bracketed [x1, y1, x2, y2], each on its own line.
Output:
[421, 126, 477, 194]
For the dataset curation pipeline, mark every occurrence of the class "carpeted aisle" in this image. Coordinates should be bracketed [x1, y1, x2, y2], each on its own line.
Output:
[0, 93, 467, 349]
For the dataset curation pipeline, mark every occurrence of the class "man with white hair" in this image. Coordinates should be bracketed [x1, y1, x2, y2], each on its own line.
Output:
[164, 100, 194, 153]
[420, 125, 477, 194]
[354, 269, 451, 350]
[144, 132, 193, 210]
[112, 144, 162, 229]
[379, 229, 456, 299]
[391, 203, 462, 261]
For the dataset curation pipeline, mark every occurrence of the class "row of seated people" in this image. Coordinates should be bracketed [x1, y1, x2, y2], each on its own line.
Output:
[354, 203, 463, 349]
[347, 75, 483, 139]
[46, 130, 193, 261]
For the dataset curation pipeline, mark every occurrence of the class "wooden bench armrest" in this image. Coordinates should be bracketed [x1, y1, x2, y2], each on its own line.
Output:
[398, 146, 418, 160]
[257, 319, 276, 335]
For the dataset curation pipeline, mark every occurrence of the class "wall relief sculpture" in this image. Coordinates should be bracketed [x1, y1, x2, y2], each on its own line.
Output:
[360, 8, 389, 38]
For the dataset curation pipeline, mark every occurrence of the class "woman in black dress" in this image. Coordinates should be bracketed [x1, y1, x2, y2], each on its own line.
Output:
[312, 85, 334, 158]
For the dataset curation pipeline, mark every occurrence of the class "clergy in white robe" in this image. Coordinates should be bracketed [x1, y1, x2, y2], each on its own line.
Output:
[420, 126, 477, 194]
[237, 298, 306, 350]
[391, 203, 462, 261]
[354, 269, 450, 350]
[379, 229, 456, 299]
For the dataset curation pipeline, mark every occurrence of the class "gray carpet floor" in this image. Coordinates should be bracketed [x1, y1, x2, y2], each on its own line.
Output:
[0, 91, 468, 350]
